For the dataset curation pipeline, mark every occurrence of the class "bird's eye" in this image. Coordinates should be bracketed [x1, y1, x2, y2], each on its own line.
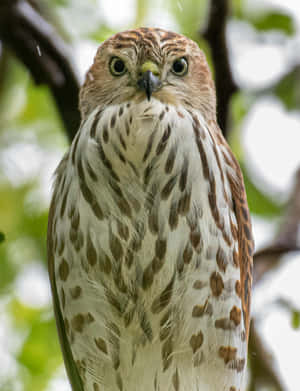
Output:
[109, 57, 127, 76]
[171, 57, 188, 76]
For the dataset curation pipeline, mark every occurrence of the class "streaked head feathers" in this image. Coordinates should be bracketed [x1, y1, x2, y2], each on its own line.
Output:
[80, 27, 216, 121]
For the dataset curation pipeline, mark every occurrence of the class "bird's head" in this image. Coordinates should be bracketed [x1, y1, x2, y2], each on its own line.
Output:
[80, 27, 216, 122]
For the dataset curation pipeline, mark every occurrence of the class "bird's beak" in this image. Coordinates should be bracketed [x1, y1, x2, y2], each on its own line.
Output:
[137, 61, 162, 101]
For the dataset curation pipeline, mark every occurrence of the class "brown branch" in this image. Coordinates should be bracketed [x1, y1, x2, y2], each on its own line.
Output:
[201, 0, 238, 138]
[248, 169, 300, 391]
[254, 168, 300, 284]
[0, 0, 80, 141]
[248, 321, 285, 391]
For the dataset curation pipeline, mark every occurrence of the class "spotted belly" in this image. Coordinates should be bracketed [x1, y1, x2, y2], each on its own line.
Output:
[52, 100, 247, 391]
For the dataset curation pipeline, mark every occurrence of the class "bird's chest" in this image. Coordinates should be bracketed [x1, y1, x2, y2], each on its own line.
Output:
[71, 101, 236, 301]
[54, 102, 245, 390]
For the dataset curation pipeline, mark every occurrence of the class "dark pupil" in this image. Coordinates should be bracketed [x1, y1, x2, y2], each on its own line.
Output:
[173, 59, 184, 73]
[114, 60, 125, 73]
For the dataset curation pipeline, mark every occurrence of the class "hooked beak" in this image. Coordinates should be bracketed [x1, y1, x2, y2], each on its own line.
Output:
[137, 62, 162, 101]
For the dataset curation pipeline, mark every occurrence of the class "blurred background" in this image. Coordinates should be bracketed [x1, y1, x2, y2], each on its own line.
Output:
[0, 0, 300, 390]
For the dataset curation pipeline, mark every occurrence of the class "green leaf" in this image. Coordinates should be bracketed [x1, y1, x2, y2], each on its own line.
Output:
[0, 182, 49, 292]
[274, 66, 300, 110]
[242, 166, 283, 217]
[53, 0, 70, 4]
[232, 0, 243, 19]
[10, 300, 62, 391]
[292, 311, 300, 329]
[251, 12, 295, 35]
[88, 25, 117, 43]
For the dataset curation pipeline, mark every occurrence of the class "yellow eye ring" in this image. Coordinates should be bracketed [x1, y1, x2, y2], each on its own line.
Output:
[171, 57, 188, 76]
[109, 57, 127, 76]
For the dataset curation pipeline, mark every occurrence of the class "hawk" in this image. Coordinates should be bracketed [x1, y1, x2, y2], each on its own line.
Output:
[48, 28, 253, 391]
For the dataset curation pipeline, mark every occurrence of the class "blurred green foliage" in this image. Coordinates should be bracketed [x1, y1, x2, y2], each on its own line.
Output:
[275, 66, 300, 110]
[251, 11, 295, 35]
[292, 310, 300, 329]
[0, 49, 66, 390]
[12, 300, 61, 391]
[0, 0, 298, 390]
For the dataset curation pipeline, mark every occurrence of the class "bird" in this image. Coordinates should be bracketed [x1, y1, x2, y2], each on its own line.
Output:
[47, 27, 253, 391]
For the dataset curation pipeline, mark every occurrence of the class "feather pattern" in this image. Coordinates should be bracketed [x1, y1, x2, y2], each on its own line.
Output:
[48, 28, 253, 391]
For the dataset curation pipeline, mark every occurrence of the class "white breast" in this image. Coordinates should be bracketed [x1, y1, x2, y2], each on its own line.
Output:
[53, 99, 247, 391]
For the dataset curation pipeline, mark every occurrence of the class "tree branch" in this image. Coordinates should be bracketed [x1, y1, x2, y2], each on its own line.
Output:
[0, 0, 80, 141]
[254, 168, 300, 284]
[248, 169, 300, 391]
[201, 0, 238, 138]
[248, 320, 285, 391]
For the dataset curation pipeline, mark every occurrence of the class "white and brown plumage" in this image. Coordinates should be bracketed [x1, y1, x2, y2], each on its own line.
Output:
[48, 28, 253, 391]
